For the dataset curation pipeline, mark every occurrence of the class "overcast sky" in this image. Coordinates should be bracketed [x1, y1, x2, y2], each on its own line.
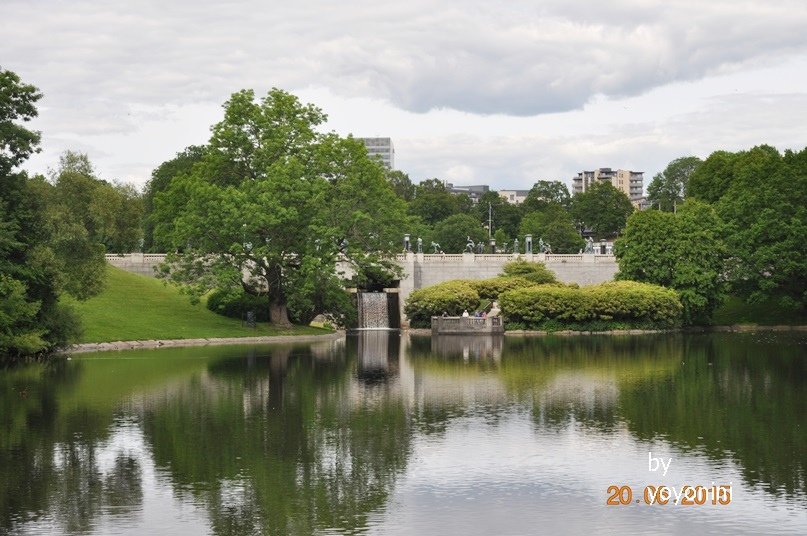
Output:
[3, 0, 807, 191]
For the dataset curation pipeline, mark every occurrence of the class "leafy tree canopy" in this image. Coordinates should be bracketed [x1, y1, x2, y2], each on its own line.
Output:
[144, 145, 205, 251]
[385, 169, 416, 202]
[432, 213, 486, 253]
[408, 179, 471, 225]
[519, 203, 585, 254]
[155, 88, 408, 327]
[1, 69, 105, 357]
[711, 146, 807, 307]
[522, 180, 571, 212]
[474, 190, 521, 238]
[570, 182, 634, 238]
[615, 200, 727, 324]
[647, 156, 702, 212]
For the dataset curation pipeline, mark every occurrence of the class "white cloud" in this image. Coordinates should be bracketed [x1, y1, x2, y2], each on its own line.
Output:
[4, 1, 807, 188]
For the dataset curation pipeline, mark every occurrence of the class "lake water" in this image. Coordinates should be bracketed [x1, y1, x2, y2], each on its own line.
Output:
[1, 332, 806, 535]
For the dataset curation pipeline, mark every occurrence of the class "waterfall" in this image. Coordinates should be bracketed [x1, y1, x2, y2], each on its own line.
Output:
[357, 292, 389, 329]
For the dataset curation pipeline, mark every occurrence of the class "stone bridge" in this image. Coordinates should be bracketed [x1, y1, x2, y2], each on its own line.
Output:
[106, 252, 618, 324]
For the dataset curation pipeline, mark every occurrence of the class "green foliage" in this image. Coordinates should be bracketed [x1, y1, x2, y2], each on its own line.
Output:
[155, 89, 408, 326]
[0, 69, 108, 357]
[493, 228, 510, 250]
[409, 179, 469, 225]
[467, 276, 536, 300]
[570, 182, 634, 237]
[475, 190, 521, 238]
[432, 213, 486, 253]
[144, 145, 205, 251]
[522, 180, 571, 211]
[500, 259, 557, 284]
[519, 204, 585, 253]
[681, 144, 806, 310]
[686, 150, 739, 203]
[66, 267, 330, 342]
[206, 288, 270, 321]
[614, 200, 727, 324]
[45, 151, 144, 253]
[0, 275, 46, 355]
[712, 295, 807, 326]
[403, 265, 555, 327]
[712, 146, 806, 307]
[499, 281, 683, 330]
[403, 281, 480, 328]
[647, 156, 702, 212]
[385, 169, 415, 202]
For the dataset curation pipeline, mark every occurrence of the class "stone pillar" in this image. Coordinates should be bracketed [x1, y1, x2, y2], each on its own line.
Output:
[398, 252, 416, 328]
[525, 234, 533, 254]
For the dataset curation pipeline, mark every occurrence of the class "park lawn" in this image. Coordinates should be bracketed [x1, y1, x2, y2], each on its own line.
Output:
[65, 266, 332, 343]
[712, 295, 807, 326]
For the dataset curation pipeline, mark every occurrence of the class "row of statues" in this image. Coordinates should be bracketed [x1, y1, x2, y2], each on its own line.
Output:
[404, 235, 554, 254]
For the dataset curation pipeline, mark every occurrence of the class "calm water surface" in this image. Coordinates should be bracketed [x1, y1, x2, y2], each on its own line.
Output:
[1, 332, 806, 535]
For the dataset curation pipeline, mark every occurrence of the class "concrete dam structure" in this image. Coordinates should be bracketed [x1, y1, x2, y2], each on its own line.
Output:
[106, 252, 618, 327]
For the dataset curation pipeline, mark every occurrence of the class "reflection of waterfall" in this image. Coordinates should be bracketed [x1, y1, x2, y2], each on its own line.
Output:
[356, 331, 399, 384]
[357, 292, 389, 329]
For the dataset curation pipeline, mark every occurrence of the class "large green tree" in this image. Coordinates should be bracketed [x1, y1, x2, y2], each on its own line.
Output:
[408, 179, 471, 225]
[156, 89, 408, 326]
[614, 200, 727, 324]
[686, 150, 739, 203]
[646, 156, 702, 212]
[432, 213, 487, 253]
[522, 180, 571, 212]
[570, 182, 634, 237]
[385, 169, 416, 202]
[709, 146, 807, 307]
[474, 190, 521, 238]
[144, 145, 205, 251]
[41, 151, 144, 254]
[0, 69, 105, 357]
[519, 203, 585, 254]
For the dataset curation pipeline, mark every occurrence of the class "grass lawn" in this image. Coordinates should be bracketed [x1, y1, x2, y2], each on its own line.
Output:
[65, 267, 332, 343]
[712, 295, 807, 326]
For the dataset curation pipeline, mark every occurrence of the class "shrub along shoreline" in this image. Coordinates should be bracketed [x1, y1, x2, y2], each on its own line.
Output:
[404, 260, 684, 332]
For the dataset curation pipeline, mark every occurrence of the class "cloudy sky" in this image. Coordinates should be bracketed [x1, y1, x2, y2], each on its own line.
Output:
[3, 0, 807, 191]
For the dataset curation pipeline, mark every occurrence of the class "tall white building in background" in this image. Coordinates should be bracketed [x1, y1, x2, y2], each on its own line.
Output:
[359, 137, 395, 169]
[572, 168, 644, 201]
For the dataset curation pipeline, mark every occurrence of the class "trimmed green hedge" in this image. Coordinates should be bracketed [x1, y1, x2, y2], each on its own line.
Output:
[499, 281, 683, 330]
[500, 260, 557, 284]
[404, 281, 480, 328]
[468, 276, 537, 300]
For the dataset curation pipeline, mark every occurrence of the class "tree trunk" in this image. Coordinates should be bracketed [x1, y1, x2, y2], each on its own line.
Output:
[269, 299, 292, 327]
[266, 264, 292, 327]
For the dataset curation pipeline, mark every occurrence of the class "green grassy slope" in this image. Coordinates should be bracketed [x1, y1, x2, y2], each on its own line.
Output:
[66, 267, 331, 343]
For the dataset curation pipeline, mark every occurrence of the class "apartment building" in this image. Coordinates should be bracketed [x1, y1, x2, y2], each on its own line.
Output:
[572, 168, 644, 201]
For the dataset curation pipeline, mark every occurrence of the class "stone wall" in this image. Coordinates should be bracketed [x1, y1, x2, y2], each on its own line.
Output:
[107, 252, 619, 327]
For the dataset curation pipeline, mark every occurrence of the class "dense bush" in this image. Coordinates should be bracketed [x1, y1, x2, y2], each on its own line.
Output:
[404, 281, 480, 328]
[500, 260, 557, 284]
[499, 281, 682, 330]
[206, 288, 270, 322]
[468, 276, 537, 300]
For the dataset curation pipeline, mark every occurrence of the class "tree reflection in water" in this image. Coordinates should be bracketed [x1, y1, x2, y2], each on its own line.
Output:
[0, 332, 805, 535]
